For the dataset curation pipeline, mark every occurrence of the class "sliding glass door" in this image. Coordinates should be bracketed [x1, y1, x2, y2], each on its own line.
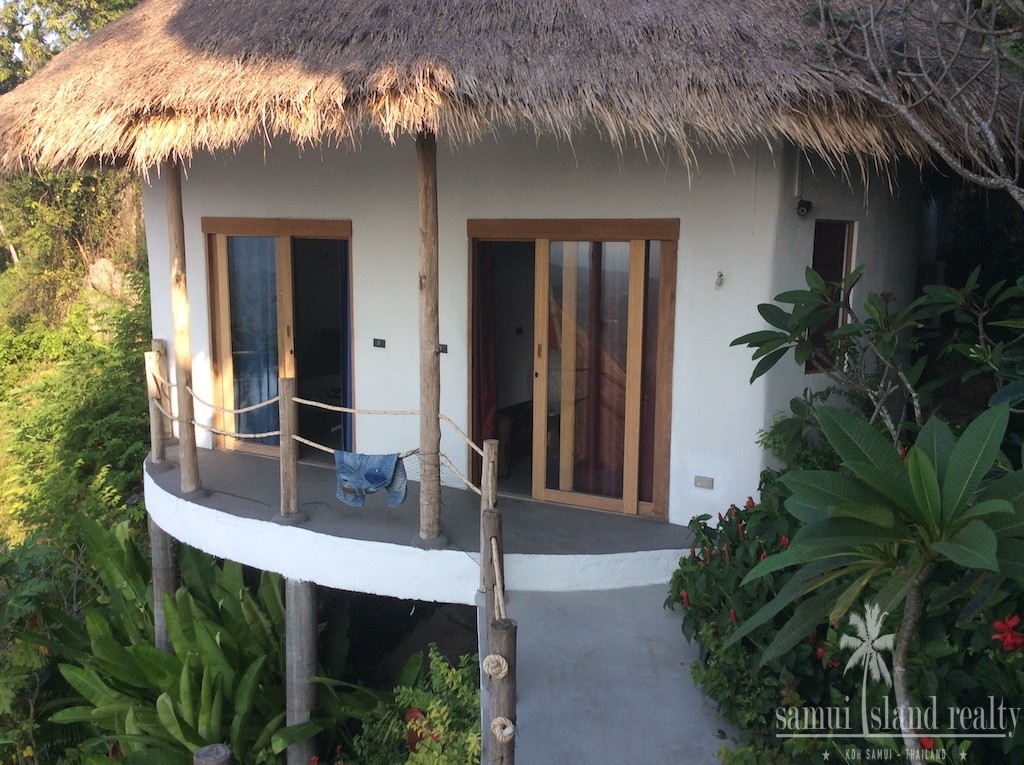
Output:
[533, 236, 671, 514]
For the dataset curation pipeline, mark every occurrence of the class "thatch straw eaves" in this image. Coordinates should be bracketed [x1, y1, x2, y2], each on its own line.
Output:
[0, 0, 935, 174]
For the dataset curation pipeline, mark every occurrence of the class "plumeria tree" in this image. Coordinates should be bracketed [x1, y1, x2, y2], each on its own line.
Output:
[728, 404, 1024, 764]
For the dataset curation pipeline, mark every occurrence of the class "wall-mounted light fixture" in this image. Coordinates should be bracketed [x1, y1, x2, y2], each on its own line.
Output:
[797, 198, 813, 217]
[714, 271, 724, 288]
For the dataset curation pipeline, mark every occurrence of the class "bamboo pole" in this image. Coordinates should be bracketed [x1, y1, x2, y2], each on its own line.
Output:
[285, 579, 316, 765]
[149, 516, 177, 652]
[165, 160, 201, 494]
[488, 618, 517, 765]
[279, 376, 299, 516]
[416, 131, 443, 546]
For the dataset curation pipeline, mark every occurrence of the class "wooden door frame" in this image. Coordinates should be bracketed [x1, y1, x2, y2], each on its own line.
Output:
[468, 219, 677, 519]
[204, 217, 353, 455]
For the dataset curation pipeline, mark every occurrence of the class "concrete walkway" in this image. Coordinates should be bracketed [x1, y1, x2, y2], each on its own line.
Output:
[480, 584, 737, 764]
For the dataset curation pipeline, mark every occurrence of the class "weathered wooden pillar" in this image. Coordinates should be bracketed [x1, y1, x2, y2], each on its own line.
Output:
[481, 507, 503, 627]
[487, 618, 518, 764]
[145, 339, 169, 464]
[165, 160, 201, 494]
[479, 439, 499, 595]
[149, 516, 177, 652]
[415, 131, 444, 547]
[285, 579, 316, 765]
[279, 376, 299, 517]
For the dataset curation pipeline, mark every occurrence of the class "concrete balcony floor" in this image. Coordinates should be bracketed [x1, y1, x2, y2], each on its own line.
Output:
[144, 443, 693, 603]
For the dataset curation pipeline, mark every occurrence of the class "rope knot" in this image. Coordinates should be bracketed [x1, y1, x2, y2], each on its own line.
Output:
[482, 653, 509, 679]
[490, 716, 516, 744]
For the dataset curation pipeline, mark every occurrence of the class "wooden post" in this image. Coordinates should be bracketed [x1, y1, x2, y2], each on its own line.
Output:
[480, 438, 498, 512]
[488, 618, 517, 765]
[194, 743, 231, 765]
[153, 339, 172, 440]
[279, 376, 299, 516]
[285, 579, 316, 765]
[165, 160, 201, 494]
[149, 516, 177, 652]
[479, 439, 499, 597]
[145, 350, 166, 464]
[481, 507, 502, 627]
[416, 131, 444, 547]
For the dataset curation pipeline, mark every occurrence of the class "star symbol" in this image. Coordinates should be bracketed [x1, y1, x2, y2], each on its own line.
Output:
[960, 751, 967, 761]
[823, 751, 830, 761]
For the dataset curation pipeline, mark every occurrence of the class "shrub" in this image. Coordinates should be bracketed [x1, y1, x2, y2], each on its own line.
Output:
[349, 646, 481, 765]
[666, 471, 852, 762]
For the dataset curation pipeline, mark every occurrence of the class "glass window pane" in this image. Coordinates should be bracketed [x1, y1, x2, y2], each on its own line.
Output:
[227, 235, 280, 445]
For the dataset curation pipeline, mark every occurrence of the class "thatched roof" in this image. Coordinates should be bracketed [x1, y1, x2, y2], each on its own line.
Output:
[0, 0, 950, 174]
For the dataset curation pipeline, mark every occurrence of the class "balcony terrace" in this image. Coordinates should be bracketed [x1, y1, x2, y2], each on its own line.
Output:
[145, 442, 692, 604]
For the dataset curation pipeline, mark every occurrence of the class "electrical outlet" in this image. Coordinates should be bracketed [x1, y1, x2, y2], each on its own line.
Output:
[694, 475, 715, 490]
[373, 338, 386, 348]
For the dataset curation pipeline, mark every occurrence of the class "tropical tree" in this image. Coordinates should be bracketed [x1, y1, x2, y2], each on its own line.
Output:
[727, 403, 1024, 764]
[817, 0, 1024, 212]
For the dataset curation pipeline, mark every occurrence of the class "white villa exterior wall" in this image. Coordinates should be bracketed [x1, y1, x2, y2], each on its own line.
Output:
[144, 131, 919, 526]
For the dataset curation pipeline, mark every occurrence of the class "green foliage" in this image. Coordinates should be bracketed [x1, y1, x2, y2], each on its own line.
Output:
[920, 269, 1024, 419]
[733, 404, 1024, 660]
[52, 520, 293, 764]
[0, 286, 150, 543]
[0, 169, 143, 325]
[732, 265, 946, 444]
[0, 0, 139, 92]
[668, 468, 1024, 763]
[0, 536, 97, 765]
[666, 472, 859, 762]
[758, 389, 842, 471]
[349, 646, 481, 765]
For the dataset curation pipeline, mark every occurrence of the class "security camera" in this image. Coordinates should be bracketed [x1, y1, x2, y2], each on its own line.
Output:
[797, 199, 813, 216]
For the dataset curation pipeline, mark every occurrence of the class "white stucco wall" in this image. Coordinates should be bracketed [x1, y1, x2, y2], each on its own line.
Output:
[144, 131, 920, 526]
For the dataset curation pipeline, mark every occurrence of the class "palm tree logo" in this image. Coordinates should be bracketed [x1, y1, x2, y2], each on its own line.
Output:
[840, 602, 894, 736]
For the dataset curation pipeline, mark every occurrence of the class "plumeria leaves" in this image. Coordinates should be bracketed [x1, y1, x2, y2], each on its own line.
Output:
[940, 404, 1009, 525]
[930, 520, 1000, 571]
[816, 406, 905, 483]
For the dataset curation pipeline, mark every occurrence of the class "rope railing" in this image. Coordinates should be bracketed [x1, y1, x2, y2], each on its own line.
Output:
[188, 385, 280, 416]
[146, 362, 486, 493]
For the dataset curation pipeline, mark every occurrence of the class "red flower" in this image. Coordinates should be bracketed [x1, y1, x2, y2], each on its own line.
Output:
[738, 521, 746, 541]
[744, 496, 756, 509]
[815, 646, 826, 660]
[759, 549, 767, 561]
[993, 615, 1024, 652]
[722, 544, 732, 563]
[828, 658, 840, 669]
[778, 534, 790, 549]
[680, 589, 691, 608]
[311, 757, 319, 765]
[729, 607, 738, 624]
[920, 735, 935, 750]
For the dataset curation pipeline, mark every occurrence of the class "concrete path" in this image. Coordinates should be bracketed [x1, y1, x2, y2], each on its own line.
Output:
[480, 584, 737, 764]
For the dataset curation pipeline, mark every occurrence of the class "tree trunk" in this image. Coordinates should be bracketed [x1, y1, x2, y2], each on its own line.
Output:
[892, 561, 935, 765]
